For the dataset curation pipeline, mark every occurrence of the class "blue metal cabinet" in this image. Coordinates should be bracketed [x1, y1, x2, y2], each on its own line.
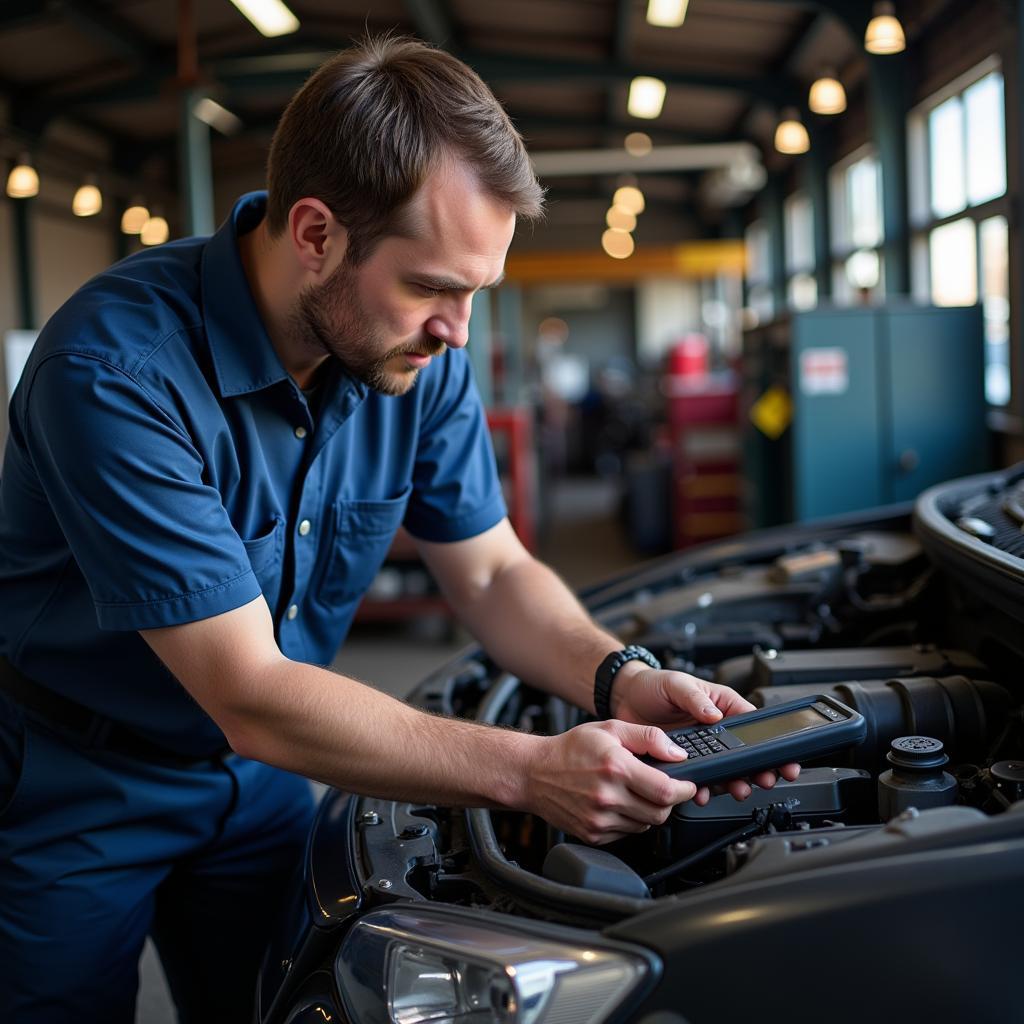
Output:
[790, 305, 987, 520]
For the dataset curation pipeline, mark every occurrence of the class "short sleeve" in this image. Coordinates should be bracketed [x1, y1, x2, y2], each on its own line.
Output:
[403, 350, 507, 542]
[23, 353, 262, 630]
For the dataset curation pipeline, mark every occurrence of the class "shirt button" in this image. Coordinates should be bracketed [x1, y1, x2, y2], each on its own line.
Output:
[294, 425, 308, 440]
[286, 604, 299, 621]
[298, 519, 312, 536]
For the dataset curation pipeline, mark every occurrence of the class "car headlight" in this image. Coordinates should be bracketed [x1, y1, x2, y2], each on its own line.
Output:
[334, 906, 654, 1024]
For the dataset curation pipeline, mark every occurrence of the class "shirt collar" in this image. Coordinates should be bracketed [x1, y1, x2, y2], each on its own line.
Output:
[201, 191, 291, 398]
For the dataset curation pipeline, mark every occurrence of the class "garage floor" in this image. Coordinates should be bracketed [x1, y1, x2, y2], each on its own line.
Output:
[136, 475, 639, 1022]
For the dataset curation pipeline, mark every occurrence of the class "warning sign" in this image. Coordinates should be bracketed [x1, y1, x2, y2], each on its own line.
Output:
[750, 386, 792, 440]
[799, 347, 849, 396]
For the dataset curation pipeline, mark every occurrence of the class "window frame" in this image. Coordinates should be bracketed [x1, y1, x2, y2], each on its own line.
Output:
[907, 56, 1010, 405]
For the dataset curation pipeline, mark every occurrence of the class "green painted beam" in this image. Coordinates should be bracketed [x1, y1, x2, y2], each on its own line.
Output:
[762, 173, 788, 314]
[179, 87, 215, 237]
[462, 51, 801, 107]
[403, 0, 456, 48]
[60, 0, 158, 64]
[867, 53, 909, 295]
[802, 123, 833, 298]
[0, 0, 46, 30]
[11, 198, 37, 330]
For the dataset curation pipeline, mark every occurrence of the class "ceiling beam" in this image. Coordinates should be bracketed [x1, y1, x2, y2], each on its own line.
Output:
[0, 0, 47, 30]
[58, 0, 159, 65]
[403, 0, 457, 49]
[725, 8, 825, 142]
[461, 51, 801, 106]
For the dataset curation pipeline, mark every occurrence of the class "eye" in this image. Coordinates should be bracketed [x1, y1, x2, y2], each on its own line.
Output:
[417, 284, 445, 297]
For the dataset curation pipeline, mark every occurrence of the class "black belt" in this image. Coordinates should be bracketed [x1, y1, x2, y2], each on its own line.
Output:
[0, 656, 230, 768]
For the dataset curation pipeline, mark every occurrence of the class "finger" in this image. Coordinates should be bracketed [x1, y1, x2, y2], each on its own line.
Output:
[662, 677, 728, 723]
[779, 762, 801, 781]
[611, 722, 688, 762]
[583, 812, 662, 845]
[693, 785, 712, 806]
[750, 770, 778, 789]
[623, 757, 698, 808]
[726, 779, 753, 801]
[703, 684, 756, 718]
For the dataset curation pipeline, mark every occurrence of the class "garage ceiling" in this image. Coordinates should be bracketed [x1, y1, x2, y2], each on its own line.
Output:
[0, 0, 953, 243]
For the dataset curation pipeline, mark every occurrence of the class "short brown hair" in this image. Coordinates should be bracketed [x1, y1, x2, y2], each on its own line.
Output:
[266, 35, 544, 262]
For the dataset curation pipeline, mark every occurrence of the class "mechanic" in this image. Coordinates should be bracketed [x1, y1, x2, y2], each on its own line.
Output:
[0, 36, 798, 1024]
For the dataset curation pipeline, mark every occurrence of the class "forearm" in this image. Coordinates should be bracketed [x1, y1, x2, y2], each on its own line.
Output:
[226, 657, 544, 808]
[451, 555, 622, 712]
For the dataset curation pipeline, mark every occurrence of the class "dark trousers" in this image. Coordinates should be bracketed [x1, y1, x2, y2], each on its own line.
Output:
[0, 693, 317, 1023]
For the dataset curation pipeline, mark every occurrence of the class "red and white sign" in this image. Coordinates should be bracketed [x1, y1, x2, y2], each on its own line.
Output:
[799, 347, 849, 396]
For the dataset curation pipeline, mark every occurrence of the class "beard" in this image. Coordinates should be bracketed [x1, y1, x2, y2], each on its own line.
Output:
[288, 261, 444, 396]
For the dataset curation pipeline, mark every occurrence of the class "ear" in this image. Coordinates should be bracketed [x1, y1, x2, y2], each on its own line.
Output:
[287, 198, 348, 276]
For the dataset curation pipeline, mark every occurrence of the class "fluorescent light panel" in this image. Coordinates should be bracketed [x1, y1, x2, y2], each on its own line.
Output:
[229, 0, 299, 37]
[193, 97, 244, 135]
[628, 76, 666, 119]
[647, 0, 689, 28]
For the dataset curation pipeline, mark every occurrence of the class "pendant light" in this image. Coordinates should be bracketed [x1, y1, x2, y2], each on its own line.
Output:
[121, 198, 150, 235]
[865, 2, 906, 55]
[774, 109, 810, 155]
[141, 210, 170, 246]
[72, 176, 103, 217]
[808, 73, 847, 115]
[6, 154, 39, 198]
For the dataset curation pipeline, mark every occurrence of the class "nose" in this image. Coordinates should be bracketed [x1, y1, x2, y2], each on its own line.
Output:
[425, 295, 473, 350]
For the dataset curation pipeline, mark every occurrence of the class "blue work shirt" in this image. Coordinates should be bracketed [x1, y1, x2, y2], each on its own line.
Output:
[0, 192, 506, 756]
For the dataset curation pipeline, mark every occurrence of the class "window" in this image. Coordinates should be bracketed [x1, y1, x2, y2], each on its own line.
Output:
[909, 59, 1009, 404]
[744, 219, 774, 324]
[784, 193, 816, 311]
[829, 147, 884, 305]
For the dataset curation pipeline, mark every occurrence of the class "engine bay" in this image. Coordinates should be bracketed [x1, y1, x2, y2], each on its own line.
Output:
[354, 467, 1024, 923]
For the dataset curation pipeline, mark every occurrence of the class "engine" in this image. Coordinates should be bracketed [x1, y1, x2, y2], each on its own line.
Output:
[364, 467, 1024, 918]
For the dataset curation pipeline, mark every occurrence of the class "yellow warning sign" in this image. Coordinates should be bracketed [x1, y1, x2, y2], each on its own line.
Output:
[750, 386, 792, 440]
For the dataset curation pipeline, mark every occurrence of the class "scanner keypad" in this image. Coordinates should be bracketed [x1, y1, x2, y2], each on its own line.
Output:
[669, 725, 725, 758]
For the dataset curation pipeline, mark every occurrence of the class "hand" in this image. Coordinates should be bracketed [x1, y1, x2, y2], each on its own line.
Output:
[609, 664, 801, 804]
[522, 720, 698, 844]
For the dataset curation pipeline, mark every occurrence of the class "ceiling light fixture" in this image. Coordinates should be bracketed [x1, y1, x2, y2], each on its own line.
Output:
[602, 229, 635, 259]
[613, 185, 646, 215]
[628, 76, 666, 119]
[6, 154, 39, 199]
[141, 212, 170, 246]
[774, 109, 810, 155]
[808, 73, 847, 115]
[624, 132, 653, 157]
[228, 0, 299, 38]
[121, 199, 150, 235]
[193, 97, 244, 136]
[72, 176, 103, 217]
[646, 0, 689, 28]
[864, 2, 905, 55]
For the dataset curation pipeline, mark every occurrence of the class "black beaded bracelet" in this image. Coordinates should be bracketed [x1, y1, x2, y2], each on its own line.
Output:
[593, 644, 661, 720]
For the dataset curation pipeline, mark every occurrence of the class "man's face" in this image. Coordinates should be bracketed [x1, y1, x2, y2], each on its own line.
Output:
[291, 161, 516, 396]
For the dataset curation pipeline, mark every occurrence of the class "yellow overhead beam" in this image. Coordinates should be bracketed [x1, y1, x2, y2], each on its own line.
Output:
[504, 240, 746, 284]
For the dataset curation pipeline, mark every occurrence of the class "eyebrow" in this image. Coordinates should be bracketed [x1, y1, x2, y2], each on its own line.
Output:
[417, 271, 506, 292]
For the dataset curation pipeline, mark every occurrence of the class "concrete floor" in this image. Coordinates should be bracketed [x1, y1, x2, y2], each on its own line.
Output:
[137, 475, 639, 1022]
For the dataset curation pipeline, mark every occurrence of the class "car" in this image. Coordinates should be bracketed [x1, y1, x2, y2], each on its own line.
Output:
[255, 465, 1024, 1024]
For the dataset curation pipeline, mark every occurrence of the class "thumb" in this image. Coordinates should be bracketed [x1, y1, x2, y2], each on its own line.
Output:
[610, 722, 687, 762]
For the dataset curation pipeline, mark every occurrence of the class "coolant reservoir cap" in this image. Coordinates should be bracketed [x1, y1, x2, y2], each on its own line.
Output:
[990, 761, 1024, 784]
[887, 735, 949, 771]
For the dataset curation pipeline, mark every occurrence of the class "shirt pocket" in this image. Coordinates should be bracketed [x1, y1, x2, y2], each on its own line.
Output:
[318, 486, 412, 605]
[242, 516, 285, 608]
